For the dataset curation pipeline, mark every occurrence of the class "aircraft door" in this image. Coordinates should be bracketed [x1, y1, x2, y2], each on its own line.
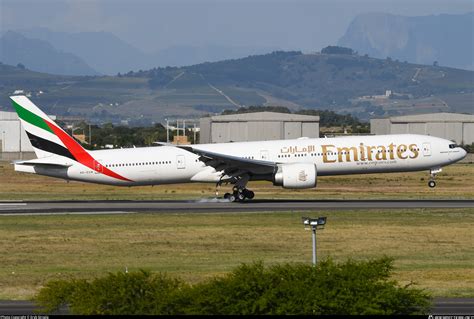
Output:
[260, 150, 269, 161]
[93, 160, 103, 173]
[422, 143, 431, 157]
[176, 155, 186, 169]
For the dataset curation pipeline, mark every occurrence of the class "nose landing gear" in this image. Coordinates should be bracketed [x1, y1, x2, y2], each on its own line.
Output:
[428, 168, 442, 188]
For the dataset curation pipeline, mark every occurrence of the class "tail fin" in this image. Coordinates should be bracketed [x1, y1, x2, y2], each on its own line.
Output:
[10, 95, 86, 160]
[11, 96, 131, 182]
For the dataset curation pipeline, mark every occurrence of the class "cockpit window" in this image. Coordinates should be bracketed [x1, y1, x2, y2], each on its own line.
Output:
[449, 144, 459, 149]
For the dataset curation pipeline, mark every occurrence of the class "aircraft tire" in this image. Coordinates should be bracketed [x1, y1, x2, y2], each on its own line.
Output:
[243, 189, 255, 199]
[428, 180, 436, 188]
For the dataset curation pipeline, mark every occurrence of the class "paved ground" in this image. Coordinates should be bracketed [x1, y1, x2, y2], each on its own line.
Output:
[0, 300, 68, 315]
[0, 298, 472, 315]
[0, 199, 473, 215]
[431, 298, 474, 315]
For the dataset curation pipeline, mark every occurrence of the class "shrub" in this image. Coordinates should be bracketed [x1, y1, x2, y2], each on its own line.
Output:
[183, 258, 430, 315]
[36, 258, 431, 315]
[36, 270, 188, 315]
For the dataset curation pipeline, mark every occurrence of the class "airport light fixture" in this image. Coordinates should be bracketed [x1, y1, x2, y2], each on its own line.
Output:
[302, 216, 327, 266]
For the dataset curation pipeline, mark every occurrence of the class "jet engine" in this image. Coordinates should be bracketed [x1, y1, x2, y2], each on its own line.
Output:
[273, 163, 317, 189]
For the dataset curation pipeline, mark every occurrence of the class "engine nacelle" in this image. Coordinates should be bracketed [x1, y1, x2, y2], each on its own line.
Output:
[273, 163, 317, 189]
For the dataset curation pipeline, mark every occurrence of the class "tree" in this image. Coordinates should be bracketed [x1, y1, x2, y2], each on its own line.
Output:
[321, 46, 354, 55]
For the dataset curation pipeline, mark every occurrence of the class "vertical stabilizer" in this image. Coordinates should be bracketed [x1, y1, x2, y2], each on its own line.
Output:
[10, 95, 131, 182]
[10, 95, 84, 159]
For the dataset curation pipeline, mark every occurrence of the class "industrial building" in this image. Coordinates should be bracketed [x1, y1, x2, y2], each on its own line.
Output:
[0, 111, 57, 160]
[0, 111, 35, 153]
[371, 113, 474, 145]
[199, 112, 320, 143]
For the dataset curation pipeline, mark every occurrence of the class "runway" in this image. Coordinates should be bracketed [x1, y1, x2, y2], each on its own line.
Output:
[0, 199, 473, 214]
[0, 298, 472, 315]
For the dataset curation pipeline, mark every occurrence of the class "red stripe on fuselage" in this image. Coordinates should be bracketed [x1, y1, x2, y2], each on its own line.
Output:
[45, 120, 132, 182]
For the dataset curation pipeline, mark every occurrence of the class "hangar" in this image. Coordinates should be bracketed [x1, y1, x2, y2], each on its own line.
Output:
[0, 111, 34, 153]
[199, 112, 320, 143]
[0, 111, 56, 160]
[371, 113, 474, 145]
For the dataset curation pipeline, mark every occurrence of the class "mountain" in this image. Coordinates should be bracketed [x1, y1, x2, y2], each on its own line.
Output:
[154, 44, 281, 67]
[338, 12, 474, 70]
[16, 28, 280, 74]
[1, 50, 472, 123]
[0, 31, 99, 76]
[16, 28, 152, 75]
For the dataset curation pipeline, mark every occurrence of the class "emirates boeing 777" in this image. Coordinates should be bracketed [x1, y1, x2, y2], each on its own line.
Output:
[11, 96, 467, 201]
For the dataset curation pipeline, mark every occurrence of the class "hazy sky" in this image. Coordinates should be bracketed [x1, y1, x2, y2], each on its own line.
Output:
[1, 0, 473, 53]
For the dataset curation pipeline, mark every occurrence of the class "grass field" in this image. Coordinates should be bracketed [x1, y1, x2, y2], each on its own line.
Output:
[0, 209, 472, 300]
[0, 163, 472, 201]
[0, 163, 472, 300]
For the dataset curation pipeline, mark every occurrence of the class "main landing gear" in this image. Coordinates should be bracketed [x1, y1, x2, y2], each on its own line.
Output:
[216, 173, 254, 202]
[223, 187, 255, 202]
[428, 168, 442, 188]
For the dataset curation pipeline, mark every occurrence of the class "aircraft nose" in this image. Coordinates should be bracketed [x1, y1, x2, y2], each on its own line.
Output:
[459, 147, 467, 160]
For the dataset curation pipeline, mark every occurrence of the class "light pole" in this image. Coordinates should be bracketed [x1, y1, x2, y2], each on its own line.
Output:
[302, 216, 327, 266]
[182, 120, 186, 137]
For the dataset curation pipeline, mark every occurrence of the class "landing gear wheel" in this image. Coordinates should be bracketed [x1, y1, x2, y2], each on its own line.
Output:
[428, 180, 436, 188]
[228, 188, 254, 202]
[232, 190, 244, 202]
[243, 189, 255, 199]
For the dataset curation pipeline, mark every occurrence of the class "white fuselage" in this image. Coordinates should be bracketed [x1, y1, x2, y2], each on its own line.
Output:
[15, 134, 467, 186]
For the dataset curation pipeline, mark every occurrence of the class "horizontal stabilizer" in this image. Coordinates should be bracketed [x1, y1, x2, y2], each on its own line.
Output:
[13, 160, 72, 168]
[153, 142, 174, 146]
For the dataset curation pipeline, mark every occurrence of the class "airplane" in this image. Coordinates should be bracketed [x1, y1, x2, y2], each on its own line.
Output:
[10, 95, 467, 202]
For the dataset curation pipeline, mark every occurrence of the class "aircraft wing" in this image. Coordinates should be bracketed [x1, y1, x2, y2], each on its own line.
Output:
[178, 146, 276, 176]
